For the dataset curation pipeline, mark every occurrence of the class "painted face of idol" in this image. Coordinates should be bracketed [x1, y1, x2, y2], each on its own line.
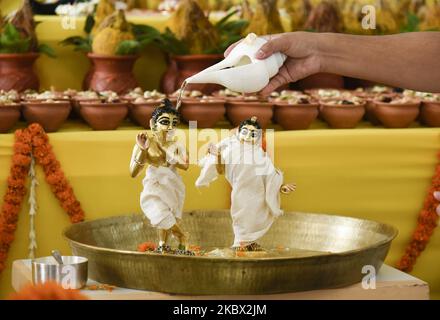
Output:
[152, 112, 179, 141]
[238, 124, 261, 144]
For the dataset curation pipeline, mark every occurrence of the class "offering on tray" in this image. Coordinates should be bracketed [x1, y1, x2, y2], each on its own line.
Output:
[0, 90, 20, 104]
[124, 88, 167, 103]
[325, 96, 365, 105]
[270, 90, 315, 104]
[170, 89, 204, 100]
[98, 90, 120, 103]
[213, 89, 260, 101]
[22, 90, 70, 101]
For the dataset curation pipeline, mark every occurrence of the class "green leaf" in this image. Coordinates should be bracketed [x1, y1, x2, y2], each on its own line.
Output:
[84, 14, 95, 34]
[59, 36, 92, 53]
[115, 40, 141, 55]
[154, 28, 189, 55]
[215, 9, 239, 28]
[38, 43, 56, 58]
[4, 23, 20, 40]
[218, 19, 248, 34]
[400, 13, 420, 33]
[131, 23, 161, 40]
[0, 23, 31, 53]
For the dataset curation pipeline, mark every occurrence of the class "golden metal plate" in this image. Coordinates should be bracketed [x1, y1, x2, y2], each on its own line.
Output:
[63, 210, 397, 295]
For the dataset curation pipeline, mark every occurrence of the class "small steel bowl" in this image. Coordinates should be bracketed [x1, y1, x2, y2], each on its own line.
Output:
[32, 256, 88, 289]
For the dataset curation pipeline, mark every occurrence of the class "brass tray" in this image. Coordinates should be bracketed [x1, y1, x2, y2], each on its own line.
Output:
[63, 210, 397, 295]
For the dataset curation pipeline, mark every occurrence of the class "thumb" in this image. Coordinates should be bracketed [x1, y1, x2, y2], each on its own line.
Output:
[256, 35, 289, 59]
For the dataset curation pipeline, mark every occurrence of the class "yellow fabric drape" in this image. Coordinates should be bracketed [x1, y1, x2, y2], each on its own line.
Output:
[0, 121, 439, 298]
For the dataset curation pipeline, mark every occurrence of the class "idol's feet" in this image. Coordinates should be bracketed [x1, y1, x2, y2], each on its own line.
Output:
[155, 244, 172, 253]
[234, 242, 263, 252]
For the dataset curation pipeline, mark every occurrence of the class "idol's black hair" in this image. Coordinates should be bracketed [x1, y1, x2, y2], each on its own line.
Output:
[239, 117, 262, 131]
[151, 98, 180, 123]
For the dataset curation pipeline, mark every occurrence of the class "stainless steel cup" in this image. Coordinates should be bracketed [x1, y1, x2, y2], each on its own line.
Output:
[32, 256, 88, 289]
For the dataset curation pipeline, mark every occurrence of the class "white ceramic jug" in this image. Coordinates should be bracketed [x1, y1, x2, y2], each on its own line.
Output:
[185, 33, 286, 93]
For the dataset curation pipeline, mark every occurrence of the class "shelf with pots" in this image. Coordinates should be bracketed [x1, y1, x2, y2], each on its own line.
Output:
[211, 89, 274, 129]
[0, 90, 21, 133]
[269, 91, 320, 130]
[122, 88, 169, 129]
[372, 94, 421, 128]
[170, 89, 226, 128]
[20, 90, 72, 132]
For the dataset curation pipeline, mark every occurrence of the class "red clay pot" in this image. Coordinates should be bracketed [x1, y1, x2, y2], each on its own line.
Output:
[71, 97, 102, 116]
[161, 54, 223, 94]
[297, 73, 344, 90]
[273, 103, 319, 130]
[180, 99, 226, 128]
[22, 101, 71, 132]
[0, 53, 39, 92]
[364, 99, 380, 125]
[374, 101, 421, 128]
[320, 103, 366, 129]
[226, 101, 274, 129]
[0, 104, 21, 133]
[128, 101, 157, 128]
[80, 101, 128, 130]
[85, 53, 139, 94]
[420, 101, 440, 127]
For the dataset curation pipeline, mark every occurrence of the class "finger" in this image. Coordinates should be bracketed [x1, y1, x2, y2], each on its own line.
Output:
[434, 191, 440, 201]
[256, 34, 290, 59]
[224, 39, 242, 57]
[260, 72, 291, 96]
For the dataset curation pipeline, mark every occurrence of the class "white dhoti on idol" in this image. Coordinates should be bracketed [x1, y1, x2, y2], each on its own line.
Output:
[140, 165, 185, 230]
[196, 135, 284, 247]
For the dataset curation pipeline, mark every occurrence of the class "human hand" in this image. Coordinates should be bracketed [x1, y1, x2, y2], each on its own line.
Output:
[280, 183, 297, 195]
[224, 32, 321, 95]
[136, 132, 150, 150]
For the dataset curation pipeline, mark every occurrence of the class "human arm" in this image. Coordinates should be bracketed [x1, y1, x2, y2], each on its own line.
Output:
[225, 31, 440, 94]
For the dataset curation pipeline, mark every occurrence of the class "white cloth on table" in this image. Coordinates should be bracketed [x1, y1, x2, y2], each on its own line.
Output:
[196, 135, 284, 247]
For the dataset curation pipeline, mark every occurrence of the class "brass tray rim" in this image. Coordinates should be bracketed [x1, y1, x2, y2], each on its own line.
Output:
[63, 211, 398, 262]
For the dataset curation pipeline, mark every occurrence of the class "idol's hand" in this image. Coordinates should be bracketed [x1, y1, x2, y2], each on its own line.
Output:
[208, 143, 219, 156]
[137, 132, 150, 150]
[280, 183, 296, 195]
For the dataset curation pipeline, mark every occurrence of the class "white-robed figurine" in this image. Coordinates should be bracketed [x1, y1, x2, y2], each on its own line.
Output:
[196, 116, 296, 251]
[130, 99, 189, 251]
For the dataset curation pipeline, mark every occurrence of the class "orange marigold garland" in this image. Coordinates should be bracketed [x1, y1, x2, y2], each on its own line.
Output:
[397, 152, 440, 272]
[0, 124, 85, 274]
[29, 124, 84, 224]
[0, 129, 32, 273]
